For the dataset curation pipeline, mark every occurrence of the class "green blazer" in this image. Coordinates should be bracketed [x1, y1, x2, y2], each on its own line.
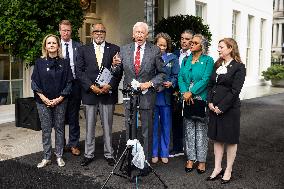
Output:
[178, 54, 214, 101]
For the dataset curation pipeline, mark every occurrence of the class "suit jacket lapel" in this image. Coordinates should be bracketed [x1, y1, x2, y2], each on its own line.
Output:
[102, 43, 110, 67]
[88, 43, 97, 61]
[72, 41, 78, 61]
[139, 42, 150, 75]
[129, 43, 135, 74]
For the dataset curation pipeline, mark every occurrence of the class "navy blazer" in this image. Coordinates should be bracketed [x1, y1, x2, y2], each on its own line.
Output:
[31, 57, 73, 103]
[156, 53, 179, 105]
[76, 42, 121, 105]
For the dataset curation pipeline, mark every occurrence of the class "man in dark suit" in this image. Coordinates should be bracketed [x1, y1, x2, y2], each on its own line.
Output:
[76, 23, 121, 166]
[170, 30, 193, 158]
[112, 22, 166, 176]
[59, 20, 82, 156]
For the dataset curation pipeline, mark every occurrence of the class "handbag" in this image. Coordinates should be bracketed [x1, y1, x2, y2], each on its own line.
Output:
[183, 99, 207, 120]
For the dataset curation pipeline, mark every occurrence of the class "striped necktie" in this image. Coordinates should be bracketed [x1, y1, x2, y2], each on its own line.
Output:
[95, 45, 102, 68]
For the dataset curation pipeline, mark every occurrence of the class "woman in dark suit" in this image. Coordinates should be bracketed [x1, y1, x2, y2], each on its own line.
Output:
[206, 38, 246, 184]
[31, 34, 73, 168]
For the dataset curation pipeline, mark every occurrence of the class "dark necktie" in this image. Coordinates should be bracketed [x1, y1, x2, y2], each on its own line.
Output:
[134, 46, 141, 75]
[65, 43, 70, 60]
[183, 55, 189, 66]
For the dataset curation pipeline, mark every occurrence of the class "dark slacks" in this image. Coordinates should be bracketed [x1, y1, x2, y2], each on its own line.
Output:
[171, 101, 184, 151]
[66, 80, 81, 148]
[125, 107, 154, 162]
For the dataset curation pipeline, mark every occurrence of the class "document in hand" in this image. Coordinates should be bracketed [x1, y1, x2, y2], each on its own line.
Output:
[96, 67, 113, 87]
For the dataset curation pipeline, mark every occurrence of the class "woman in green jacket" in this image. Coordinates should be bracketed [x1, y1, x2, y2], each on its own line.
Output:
[178, 34, 214, 174]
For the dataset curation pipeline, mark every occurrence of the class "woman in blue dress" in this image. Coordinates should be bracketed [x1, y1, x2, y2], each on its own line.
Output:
[152, 33, 180, 164]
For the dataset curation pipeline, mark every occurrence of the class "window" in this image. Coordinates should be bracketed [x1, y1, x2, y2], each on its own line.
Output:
[0, 46, 23, 105]
[232, 11, 239, 40]
[246, 15, 253, 70]
[259, 19, 265, 76]
[144, 0, 158, 40]
[90, 0, 97, 14]
[195, 1, 207, 22]
[85, 23, 93, 44]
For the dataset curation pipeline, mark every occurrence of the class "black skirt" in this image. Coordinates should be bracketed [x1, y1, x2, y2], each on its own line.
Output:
[207, 107, 240, 144]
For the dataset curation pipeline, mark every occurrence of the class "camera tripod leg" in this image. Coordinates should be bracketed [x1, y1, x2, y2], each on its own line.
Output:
[145, 161, 168, 188]
[101, 146, 129, 189]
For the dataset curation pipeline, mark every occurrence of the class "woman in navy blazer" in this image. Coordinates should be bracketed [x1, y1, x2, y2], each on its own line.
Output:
[152, 33, 179, 164]
[206, 38, 246, 184]
[31, 34, 73, 168]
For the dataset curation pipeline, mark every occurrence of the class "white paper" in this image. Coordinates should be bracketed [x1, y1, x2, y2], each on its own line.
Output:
[96, 67, 113, 86]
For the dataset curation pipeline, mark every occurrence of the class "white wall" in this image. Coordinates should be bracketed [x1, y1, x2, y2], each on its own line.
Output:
[165, 0, 273, 87]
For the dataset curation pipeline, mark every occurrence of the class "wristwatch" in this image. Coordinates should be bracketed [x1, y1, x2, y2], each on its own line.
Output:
[149, 81, 154, 88]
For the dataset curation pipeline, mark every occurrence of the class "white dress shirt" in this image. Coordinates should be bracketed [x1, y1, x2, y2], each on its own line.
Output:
[179, 49, 191, 67]
[61, 39, 75, 78]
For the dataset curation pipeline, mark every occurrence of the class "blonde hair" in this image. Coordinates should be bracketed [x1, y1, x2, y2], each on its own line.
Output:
[41, 34, 63, 58]
[216, 38, 242, 68]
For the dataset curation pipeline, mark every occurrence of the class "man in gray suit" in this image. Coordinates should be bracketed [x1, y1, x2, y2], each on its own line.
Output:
[112, 22, 166, 176]
[59, 20, 82, 156]
[76, 23, 121, 167]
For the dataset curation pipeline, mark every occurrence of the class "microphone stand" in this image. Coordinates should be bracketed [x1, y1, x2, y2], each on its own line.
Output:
[101, 87, 168, 189]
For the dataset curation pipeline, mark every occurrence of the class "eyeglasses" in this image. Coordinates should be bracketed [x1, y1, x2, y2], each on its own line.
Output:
[93, 30, 106, 34]
[191, 41, 200, 46]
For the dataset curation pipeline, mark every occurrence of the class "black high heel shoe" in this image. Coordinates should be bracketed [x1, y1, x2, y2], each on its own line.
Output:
[206, 169, 224, 181]
[185, 160, 194, 173]
[221, 172, 232, 184]
[185, 167, 194, 173]
[221, 178, 231, 184]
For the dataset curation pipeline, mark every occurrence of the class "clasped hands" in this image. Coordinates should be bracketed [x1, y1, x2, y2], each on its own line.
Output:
[39, 94, 64, 107]
[208, 103, 222, 115]
[183, 92, 194, 104]
[90, 84, 111, 95]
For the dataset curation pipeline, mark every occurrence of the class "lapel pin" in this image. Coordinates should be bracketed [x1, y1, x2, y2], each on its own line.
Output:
[47, 68, 49, 71]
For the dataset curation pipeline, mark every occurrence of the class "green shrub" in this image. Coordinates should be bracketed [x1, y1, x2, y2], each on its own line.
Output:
[262, 64, 284, 80]
[0, 0, 84, 66]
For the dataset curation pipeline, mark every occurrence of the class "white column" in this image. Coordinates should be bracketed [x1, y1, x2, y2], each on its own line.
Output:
[279, 0, 284, 10]
[278, 23, 283, 47]
[275, 0, 279, 11]
[273, 24, 278, 46]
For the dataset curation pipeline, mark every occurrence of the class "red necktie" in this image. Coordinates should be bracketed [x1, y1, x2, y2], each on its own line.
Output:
[134, 46, 141, 75]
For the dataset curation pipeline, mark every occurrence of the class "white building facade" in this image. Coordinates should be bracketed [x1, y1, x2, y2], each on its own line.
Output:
[272, 0, 284, 63]
[166, 0, 273, 87]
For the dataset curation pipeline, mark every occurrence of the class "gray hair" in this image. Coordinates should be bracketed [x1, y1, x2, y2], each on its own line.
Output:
[182, 29, 194, 36]
[133, 22, 149, 33]
[193, 34, 209, 55]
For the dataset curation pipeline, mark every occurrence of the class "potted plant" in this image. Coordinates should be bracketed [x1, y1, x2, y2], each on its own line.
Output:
[262, 64, 284, 87]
